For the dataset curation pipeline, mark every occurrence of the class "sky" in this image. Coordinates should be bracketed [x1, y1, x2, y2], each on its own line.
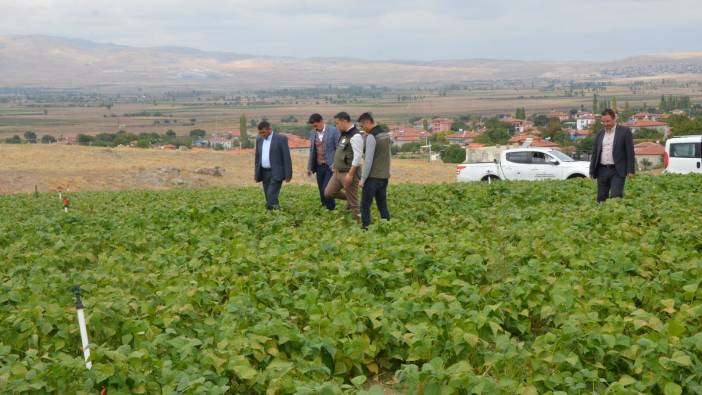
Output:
[1, 0, 701, 61]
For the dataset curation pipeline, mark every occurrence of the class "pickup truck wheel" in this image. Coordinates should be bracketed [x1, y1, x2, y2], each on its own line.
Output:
[567, 174, 586, 179]
[481, 175, 500, 183]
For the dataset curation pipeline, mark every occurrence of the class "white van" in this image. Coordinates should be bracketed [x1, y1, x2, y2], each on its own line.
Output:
[664, 135, 702, 174]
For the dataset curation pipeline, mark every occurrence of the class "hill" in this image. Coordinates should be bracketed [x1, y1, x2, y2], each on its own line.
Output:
[2, 35, 702, 90]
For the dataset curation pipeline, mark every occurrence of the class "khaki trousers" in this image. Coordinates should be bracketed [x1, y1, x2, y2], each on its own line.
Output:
[324, 170, 360, 219]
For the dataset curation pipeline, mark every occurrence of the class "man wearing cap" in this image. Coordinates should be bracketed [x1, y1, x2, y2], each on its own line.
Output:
[306, 113, 340, 210]
[358, 112, 391, 229]
[324, 112, 363, 221]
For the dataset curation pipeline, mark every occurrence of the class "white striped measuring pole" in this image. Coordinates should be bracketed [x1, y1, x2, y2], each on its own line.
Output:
[72, 285, 92, 369]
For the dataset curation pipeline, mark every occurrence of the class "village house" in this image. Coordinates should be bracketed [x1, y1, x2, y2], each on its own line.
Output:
[621, 120, 671, 138]
[390, 127, 430, 147]
[630, 112, 660, 122]
[547, 111, 571, 122]
[502, 118, 535, 134]
[284, 133, 311, 153]
[431, 118, 454, 132]
[56, 134, 77, 145]
[576, 112, 597, 131]
[446, 130, 480, 145]
[634, 142, 665, 169]
[567, 128, 592, 141]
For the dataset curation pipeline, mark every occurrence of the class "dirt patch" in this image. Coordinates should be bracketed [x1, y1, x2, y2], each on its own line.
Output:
[0, 144, 456, 193]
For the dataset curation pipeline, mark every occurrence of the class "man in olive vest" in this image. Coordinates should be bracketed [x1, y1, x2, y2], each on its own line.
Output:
[358, 112, 391, 229]
[324, 112, 363, 221]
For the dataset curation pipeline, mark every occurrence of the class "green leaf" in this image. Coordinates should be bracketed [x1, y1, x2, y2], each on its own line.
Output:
[664, 382, 683, 395]
[351, 375, 367, 387]
[92, 363, 115, 383]
[670, 352, 692, 367]
[618, 375, 636, 386]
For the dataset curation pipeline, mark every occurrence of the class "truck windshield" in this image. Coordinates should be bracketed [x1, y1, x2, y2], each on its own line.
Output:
[548, 150, 575, 162]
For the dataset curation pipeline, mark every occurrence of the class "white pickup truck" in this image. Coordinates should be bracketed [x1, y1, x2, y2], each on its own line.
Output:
[456, 148, 590, 182]
[664, 135, 702, 174]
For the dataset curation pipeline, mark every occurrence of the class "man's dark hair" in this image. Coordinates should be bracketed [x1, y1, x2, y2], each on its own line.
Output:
[308, 113, 323, 124]
[257, 121, 271, 130]
[333, 112, 351, 122]
[601, 109, 617, 119]
[357, 112, 374, 123]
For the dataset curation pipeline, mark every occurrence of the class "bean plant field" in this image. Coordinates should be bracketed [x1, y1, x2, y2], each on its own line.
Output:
[2, 176, 702, 394]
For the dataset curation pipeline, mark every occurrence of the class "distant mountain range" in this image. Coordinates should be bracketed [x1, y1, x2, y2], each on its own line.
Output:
[1, 35, 702, 91]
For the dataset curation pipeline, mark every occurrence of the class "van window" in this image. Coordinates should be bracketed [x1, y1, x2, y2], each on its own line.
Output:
[531, 152, 547, 164]
[670, 143, 701, 158]
[506, 152, 531, 164]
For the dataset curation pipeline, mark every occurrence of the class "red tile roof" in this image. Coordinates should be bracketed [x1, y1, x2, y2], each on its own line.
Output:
[284, 134, 311, 149]
[391, 127, 430, 142]
[531, 139, 560, 148]
[634, 142, 665, 156]
[622, 121, 669, 128]
[467, 143, 486, 148]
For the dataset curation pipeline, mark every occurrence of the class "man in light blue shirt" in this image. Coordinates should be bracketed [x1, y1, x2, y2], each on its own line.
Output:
[254, 121, 293, 210]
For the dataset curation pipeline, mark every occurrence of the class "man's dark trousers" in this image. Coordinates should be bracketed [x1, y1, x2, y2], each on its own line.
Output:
[261, 169, 282, 210]
[361, 177, 390, 228]
[315, 165, 335, 210]
[596, 165, 626, 203]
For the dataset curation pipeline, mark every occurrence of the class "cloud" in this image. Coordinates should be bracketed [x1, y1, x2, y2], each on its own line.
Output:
[0, 0, 700, 60]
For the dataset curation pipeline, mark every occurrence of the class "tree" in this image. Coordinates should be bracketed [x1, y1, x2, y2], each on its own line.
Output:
[189, 129, 206, 139]
[23, 131, 37, 144]
[399, 142, 421, 153]
[592, 94, 599, 113]
[5, 135, 22, 144]
[474, 118, 511, 145]
[666, 114, 702, 137]
[575, 135, 595, 157]
[165, 130, 176, 139]
[543, 118, 568, 145]
[77, 134, 95, 145]
[441, 144, 466, 163]
[611, 96, 618, 112]
[41, 135, 57, 144]
[532, 114, 549, 127]
[240, 114, 251, 148]
[515, 108, 526, 120]
[634, 128, 664, 140]
[641, 158, 652, 170]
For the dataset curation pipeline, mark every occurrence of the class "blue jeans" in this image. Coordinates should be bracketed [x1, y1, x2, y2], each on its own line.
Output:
[361, 178, 390, 228]
[315, 164, 335, 210]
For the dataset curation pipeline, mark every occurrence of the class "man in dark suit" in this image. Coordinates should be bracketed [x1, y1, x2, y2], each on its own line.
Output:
[306, 113, 341, 210]
[589, 108, 636, 203]
[254, 121, 292, 210]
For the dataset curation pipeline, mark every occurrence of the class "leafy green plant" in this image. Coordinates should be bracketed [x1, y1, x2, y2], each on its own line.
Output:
[1, 175, 702, 393]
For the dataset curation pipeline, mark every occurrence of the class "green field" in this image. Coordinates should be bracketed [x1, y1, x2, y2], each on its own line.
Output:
[2, 177, 702, 394]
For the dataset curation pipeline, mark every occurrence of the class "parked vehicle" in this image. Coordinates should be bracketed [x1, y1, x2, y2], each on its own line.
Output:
[664, 135, 702, 174]
[456, 148, 590, 182]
